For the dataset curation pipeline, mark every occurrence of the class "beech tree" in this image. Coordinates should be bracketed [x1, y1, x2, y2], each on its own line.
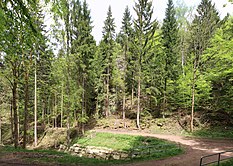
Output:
[189, 0, 220, 132]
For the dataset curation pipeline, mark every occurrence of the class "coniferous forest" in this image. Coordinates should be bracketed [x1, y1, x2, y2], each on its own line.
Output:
[0, 0, 233, 152]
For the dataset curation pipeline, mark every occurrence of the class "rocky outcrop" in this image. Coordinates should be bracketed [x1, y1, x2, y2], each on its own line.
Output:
[59, 144, 130, 160]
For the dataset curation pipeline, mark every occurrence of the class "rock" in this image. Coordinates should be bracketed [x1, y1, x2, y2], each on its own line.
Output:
[67, 144, 131, 160]
[98, 153, 107, 159]
[157, 122, 163, 127]
[121, 153, 129, 159]
[112, 153, 121, 160]
[74, 147, 81, 153]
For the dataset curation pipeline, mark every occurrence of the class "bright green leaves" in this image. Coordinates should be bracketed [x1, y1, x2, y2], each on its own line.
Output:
[202, 17, 233, 112]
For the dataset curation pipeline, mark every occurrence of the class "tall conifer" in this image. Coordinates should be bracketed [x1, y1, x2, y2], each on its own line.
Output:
[133, 0, 157, 129]
[161, 0, 179, 118]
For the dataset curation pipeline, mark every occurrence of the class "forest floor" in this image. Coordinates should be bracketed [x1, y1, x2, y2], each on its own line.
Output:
[95, 129, 233, 166]
[1, 129, 233, 166]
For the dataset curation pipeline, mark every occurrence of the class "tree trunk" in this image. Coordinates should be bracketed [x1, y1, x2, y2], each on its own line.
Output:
[34, 60, 37, 147]
[55, 92, 57, 128]
[190, 65, 197, 133]
[66, 115, 70, 148]
[137, 72, 141, 129]
[23, 69, 29, 149]
[123, 92, 126, 128]
[81, 78, 85, 134]
[106, 66, 110, 117]
[12, 80, 18, 148]
[162, 78, 167, 118]
[42, 102, 45, 124]
[131, 80, 134, 111]
[61, 83, 63, 128]
[10, 100, 14, 142]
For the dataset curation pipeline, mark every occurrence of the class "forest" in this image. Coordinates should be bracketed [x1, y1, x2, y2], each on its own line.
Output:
[0, 0, 233, 157]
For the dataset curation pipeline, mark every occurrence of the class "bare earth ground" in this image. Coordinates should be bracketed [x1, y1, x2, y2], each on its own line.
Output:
[1, 129, 233, 166]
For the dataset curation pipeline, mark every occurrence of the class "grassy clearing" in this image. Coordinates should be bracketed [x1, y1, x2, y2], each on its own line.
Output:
[74, 132, 183, 158]
[76, 132, 170, 151]
[0, 133, 183, 165]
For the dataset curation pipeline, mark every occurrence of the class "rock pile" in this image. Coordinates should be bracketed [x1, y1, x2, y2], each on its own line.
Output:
[59, 144, 130, 160]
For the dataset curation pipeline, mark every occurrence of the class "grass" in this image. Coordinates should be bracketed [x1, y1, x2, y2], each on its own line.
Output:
[210, 158, 233, 166]
[217, 158, 233, 166]
[0, 133, 183, 165]
[74, 132, 183, 158]
[0, 145, 128, 165]
[188, 127, 233, 139]
[75, 132, 166, 151]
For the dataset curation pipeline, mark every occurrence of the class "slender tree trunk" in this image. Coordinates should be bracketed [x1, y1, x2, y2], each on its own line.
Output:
[190, 63, 197, 132]
[123, 92, 126, 128]
[10, 100, 14, 142]
[12, 65, 19, 148]
[17, 105, 19, 143]
[67, 115, 70, 148]
[42, 102, 44, 124]
[55, 92, 57, 128]
[61, 82, 63, 128]
[81, 78, 85, 134]
[137, 71, 141, 129]
[23, 69, 29, 149]
[181, 35, 185, 76]
[123, 93, 126, 120]
[12, 81, 18, 148]
[106, 66, 110, 117]
[162, 78, 167, 118]
[34, 60, 37, 147]
[131, 82, 134, 110]
[123, 44, 127, 128]
[95, 97, 99, 118]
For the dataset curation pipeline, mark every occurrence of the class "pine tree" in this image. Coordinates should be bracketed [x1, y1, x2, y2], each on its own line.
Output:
[133, 0, 157, 129]
[161, 0, 179, 118]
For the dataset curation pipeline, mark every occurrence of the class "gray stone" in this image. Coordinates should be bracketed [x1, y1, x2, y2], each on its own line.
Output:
[112, 154, 120, 160]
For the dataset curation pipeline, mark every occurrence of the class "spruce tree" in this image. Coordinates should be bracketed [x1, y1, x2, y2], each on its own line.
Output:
[161, 0, 179, 118]
[101, 6, 116, 117]
[118, 6, 133, 124]
[133, 0, 157, 129]
[71, 0, 96, 133]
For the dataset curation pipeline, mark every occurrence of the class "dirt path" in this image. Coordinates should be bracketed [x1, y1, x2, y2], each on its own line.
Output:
[95, 129, 233, 166]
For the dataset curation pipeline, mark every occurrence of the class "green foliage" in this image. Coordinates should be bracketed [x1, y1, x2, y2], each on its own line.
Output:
[161, 0, 179, 79]
[203, 17, 233, 112]
[160, 0, 179, 115]
[95, 6, 117, 116]
[174, 65, 212, 109]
